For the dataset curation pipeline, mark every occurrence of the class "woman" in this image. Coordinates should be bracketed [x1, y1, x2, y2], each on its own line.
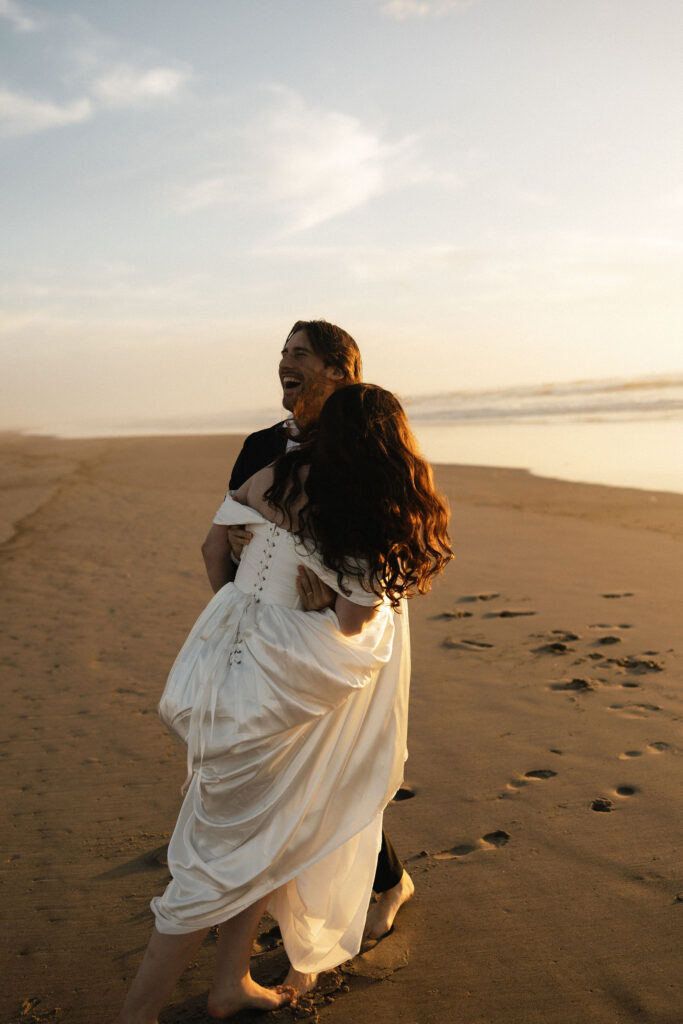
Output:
[115, 384, 452, 1023]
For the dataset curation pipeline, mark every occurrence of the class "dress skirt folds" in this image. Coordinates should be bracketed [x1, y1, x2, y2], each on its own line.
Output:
[152, 495, 410, 973]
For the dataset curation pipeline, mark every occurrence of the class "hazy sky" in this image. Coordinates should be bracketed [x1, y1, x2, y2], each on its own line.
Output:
[2, 0, 682, 433]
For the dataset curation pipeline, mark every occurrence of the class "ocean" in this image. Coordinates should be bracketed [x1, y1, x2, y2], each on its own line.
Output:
[406, 373, 683, 495]
[36, 372, 683, 496]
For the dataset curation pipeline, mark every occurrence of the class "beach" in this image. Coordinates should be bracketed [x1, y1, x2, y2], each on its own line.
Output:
[2, 431, 682, 1024]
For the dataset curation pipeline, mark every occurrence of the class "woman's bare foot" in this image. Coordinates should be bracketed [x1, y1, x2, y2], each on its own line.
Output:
[363, 869, 415, 940]
[206, 975, 294, 1019]
[283, 966, 319, 1001]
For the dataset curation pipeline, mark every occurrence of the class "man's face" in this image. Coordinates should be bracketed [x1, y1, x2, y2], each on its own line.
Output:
[278, 330, 343, 414]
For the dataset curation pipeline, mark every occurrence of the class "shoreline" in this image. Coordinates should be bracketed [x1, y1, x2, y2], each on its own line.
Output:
[2, 432, 682, 550]
[6, 422, 683, 498]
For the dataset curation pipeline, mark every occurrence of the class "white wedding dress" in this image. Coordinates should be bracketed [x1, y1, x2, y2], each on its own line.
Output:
[152, 495, 410, 973]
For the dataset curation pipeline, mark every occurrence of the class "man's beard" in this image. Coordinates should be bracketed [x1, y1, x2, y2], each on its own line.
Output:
[291, 380, 334, 432]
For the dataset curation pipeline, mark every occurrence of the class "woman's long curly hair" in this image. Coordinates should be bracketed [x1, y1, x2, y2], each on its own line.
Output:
[264, 383, 453, 607]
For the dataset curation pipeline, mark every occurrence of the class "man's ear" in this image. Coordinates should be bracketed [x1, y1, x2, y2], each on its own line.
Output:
[327, 366, 344, 381]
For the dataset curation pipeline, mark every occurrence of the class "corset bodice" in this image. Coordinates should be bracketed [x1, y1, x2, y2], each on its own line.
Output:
[233, 520, 303, 609]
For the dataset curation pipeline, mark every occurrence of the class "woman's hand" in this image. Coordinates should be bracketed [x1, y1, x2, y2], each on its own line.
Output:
[297, 565, 335, 611]
[227, 525, 253, 561]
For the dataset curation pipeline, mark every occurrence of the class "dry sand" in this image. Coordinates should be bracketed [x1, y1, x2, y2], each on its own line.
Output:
[1, 432, 681, 1024]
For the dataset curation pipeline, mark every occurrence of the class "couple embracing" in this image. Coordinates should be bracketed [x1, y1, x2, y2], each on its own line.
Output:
[115, 320, 452, 1022]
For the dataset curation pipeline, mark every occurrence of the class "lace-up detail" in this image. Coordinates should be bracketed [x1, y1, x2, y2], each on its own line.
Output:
[252, 522, 281, 603]
[228, 523, 282, 667]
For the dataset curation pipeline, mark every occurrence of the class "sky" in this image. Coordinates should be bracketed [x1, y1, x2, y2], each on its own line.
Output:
[1, 0, 682, 435]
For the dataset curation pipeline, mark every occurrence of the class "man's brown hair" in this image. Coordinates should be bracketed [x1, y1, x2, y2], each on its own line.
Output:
[287, 320, 362, 385]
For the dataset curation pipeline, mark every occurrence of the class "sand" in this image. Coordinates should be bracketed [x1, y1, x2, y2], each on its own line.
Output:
[1, 432, 681, 1024]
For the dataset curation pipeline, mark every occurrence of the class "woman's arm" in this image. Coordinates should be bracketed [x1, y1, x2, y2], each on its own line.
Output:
[334, 593, 379, 637]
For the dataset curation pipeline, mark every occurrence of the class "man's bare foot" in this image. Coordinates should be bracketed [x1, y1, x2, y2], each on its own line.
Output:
[206, 975, 294, 1019]
[364, 869, 415, 940]
[283, 966, 319, 1000]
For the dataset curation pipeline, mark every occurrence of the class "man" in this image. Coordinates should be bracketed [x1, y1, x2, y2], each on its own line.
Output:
[201, 320, 414, 941]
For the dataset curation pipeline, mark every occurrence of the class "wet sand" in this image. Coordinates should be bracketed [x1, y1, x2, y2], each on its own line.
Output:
[2, 432, 682, 1024]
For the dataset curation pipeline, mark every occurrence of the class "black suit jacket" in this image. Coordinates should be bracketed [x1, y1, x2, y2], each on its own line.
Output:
[229, 422, 289, 490]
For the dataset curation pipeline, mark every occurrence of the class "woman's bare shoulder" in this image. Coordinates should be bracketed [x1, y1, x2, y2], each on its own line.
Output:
[233, 466, 275, 508]
[238, 462, 308, 528]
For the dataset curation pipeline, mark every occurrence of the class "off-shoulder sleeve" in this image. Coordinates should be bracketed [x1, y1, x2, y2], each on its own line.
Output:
[213, 494, 268, 528]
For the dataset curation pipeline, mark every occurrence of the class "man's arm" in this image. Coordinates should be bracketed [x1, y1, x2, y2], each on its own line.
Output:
[201, 524, 236, 593]
[202, 424, 286, 592]
[229, 423, 288, 490]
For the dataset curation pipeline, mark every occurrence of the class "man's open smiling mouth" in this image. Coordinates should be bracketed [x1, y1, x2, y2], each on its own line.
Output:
[281, 375, 302, 392]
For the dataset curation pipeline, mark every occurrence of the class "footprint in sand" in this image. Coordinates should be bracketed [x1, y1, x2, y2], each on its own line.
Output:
[601, 592, 635, 599]
[588, 623, 633, 630]
[618, 750, 644, 759]
[591, 798, 613, 812]
[254, 923, 283, 952]
[505, 768, 557, 791]
[434, 842, 478, 859]
[648, 741, 671, 753]
[606, 656, 664, 674]
[533, 641, 572, 655]
[615, 785, 638, 797]
[458, 593, 501, 603]
[533, 630, 581, 655]
[434, 829, 511, 859]
[345, 928, 410, 980]
[549, 678, 596, 692]
[485, 609, 538, 619]
[608, 703, 662, 720]
[431, 610, 473, 620]
[442, 637, 495, 650]
[482, 829, 511, 847]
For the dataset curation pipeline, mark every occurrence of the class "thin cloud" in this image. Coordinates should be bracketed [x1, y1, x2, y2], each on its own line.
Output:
[91, 65, 190, 107]
[0, 0, 41, 32]
[0, 87, 92, 137]
[0, 5, 192, 137]
[0, 61, 191, 138]
[180, 86, 430, 234]
[380, 0, 480, 19]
